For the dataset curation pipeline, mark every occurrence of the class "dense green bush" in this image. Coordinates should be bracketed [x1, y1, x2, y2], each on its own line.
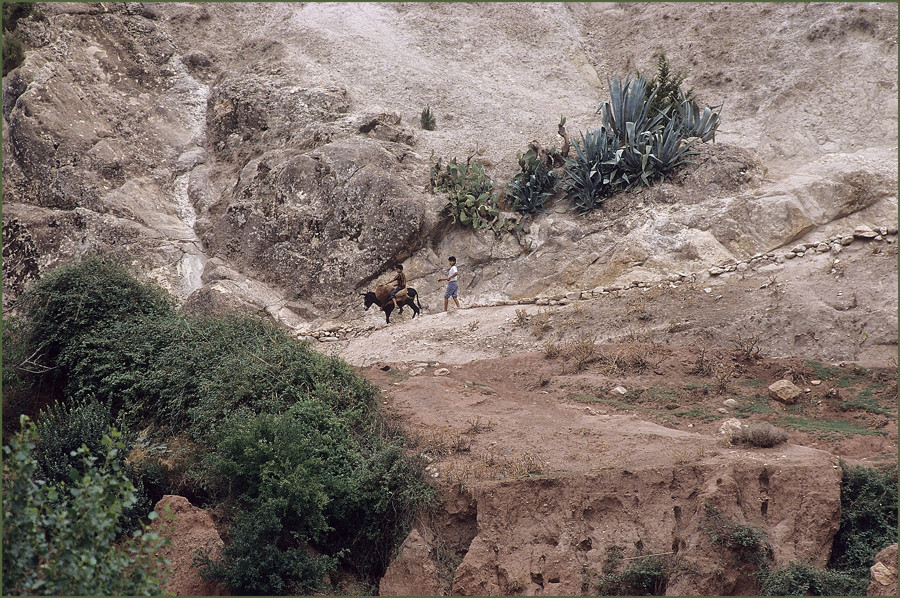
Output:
[759, 562, 863, 596]
[2, 417, 167, 596]
[14, 257, 174, 381]
[33, 397, 113, 484]
[11, 258, 435, 593]
[61, 313, 380, 441]
[197, 403, 432, 591]
[828, 463, 897, 578]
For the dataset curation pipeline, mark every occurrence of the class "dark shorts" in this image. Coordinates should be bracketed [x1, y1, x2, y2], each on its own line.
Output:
[390, 287, 404, 299]
[444, 281, 458, 298]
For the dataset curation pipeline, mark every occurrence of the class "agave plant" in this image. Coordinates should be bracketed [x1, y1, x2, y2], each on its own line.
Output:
[650, 117, 698, 179]
[676, 92, 721, 142]
[563, 127, 623, 213]
[507, 149, 557, 216]
[599, 75, 665, 145]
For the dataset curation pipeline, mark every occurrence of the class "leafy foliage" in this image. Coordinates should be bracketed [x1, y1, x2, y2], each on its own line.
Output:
[12, 259, 435, 593]
[420, 105, 436, 130]
[2, 417, 167, 596]
[758, 562, 864, 596]
[432, 156, 506, 233]
[596, 554, 672, 596]
[640, 53, 694, 127]
[703, 504, 773, 568]
[14, 257, 175, 382]
[507, 148, 558, 216]
[828, 463, 898, 578]
[33, 397, 113, 485]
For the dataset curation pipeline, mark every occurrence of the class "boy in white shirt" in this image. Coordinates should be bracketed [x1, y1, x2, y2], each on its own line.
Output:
[438, 256, 461, 312]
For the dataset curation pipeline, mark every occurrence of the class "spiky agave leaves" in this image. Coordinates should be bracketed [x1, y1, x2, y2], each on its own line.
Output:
[650, 117, 698, 180]
[508, 150, 557, 216]
[599, 75, 666, 145]
[676, 91, 721, 142]
[563, 127, 623, 213]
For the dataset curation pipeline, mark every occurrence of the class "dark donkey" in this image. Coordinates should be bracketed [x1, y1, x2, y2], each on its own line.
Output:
[361, 284, 421, 323]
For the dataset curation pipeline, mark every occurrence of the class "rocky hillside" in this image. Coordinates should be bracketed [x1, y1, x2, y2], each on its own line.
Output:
[3, 2, 896, 329]
[2, 2, 897, 596]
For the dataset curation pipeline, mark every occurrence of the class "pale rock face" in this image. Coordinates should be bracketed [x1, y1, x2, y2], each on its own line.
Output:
[768, 379, 803, 404]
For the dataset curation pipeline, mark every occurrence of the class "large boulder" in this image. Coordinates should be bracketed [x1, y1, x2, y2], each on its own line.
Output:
[869, 543, 898, 597]
[150, 495, 227, 596]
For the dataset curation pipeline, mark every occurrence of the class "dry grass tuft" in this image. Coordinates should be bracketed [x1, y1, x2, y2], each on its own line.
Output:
[730, 422, 788, 448]
[530, 308, 552, 338]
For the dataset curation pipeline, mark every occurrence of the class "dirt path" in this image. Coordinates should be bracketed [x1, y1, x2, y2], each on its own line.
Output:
[329, 236, 897, 480]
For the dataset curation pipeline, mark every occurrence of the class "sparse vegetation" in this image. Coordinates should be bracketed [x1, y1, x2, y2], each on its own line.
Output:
[420, 105, 436, 130]
[588, 545, 677, 596]
[729, 422, 788, 448]
[703, 504, 772, 568]
[730, 332, 762, 360]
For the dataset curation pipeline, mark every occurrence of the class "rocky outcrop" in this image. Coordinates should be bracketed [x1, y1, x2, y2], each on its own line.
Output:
[383, 447, 842, 596]
[869, 543, 898, 597]
[150, 495, 226, 596]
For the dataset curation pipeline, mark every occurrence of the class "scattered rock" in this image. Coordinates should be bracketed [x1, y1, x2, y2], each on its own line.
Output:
[610, 386, 628, 396]
[434, 368, 450, 376]
[723, 398, 738, 407]
[769, 379, 802, 404]
[868, 543, 898, 597]
[854, 225, 879, 239]
[718, 418, 745, 440]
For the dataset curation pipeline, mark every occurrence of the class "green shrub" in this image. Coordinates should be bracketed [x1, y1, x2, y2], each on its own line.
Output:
[14, 257, 175, 380]
[33, 397, 113, 484]
[759, 562, 864, 596]
[420, 105, 436, 130]
[828, 463, 897, 578]
[323, 442, 434, 576]
[61, 313, 380, 441]
[432, 156, 506, 233]
[2, 28, 24, 76]
[200, 502, 336, 595]
[640, 53, 694, 127]
[197, 403, 353, 593]
[703, 504, 772, 568]
[198, 405, 433, 591]
[596, 554, 672, 596]
[2, 417, 167, 596]
[507, 148, 558, 216]
[19, 261, 433, 592]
